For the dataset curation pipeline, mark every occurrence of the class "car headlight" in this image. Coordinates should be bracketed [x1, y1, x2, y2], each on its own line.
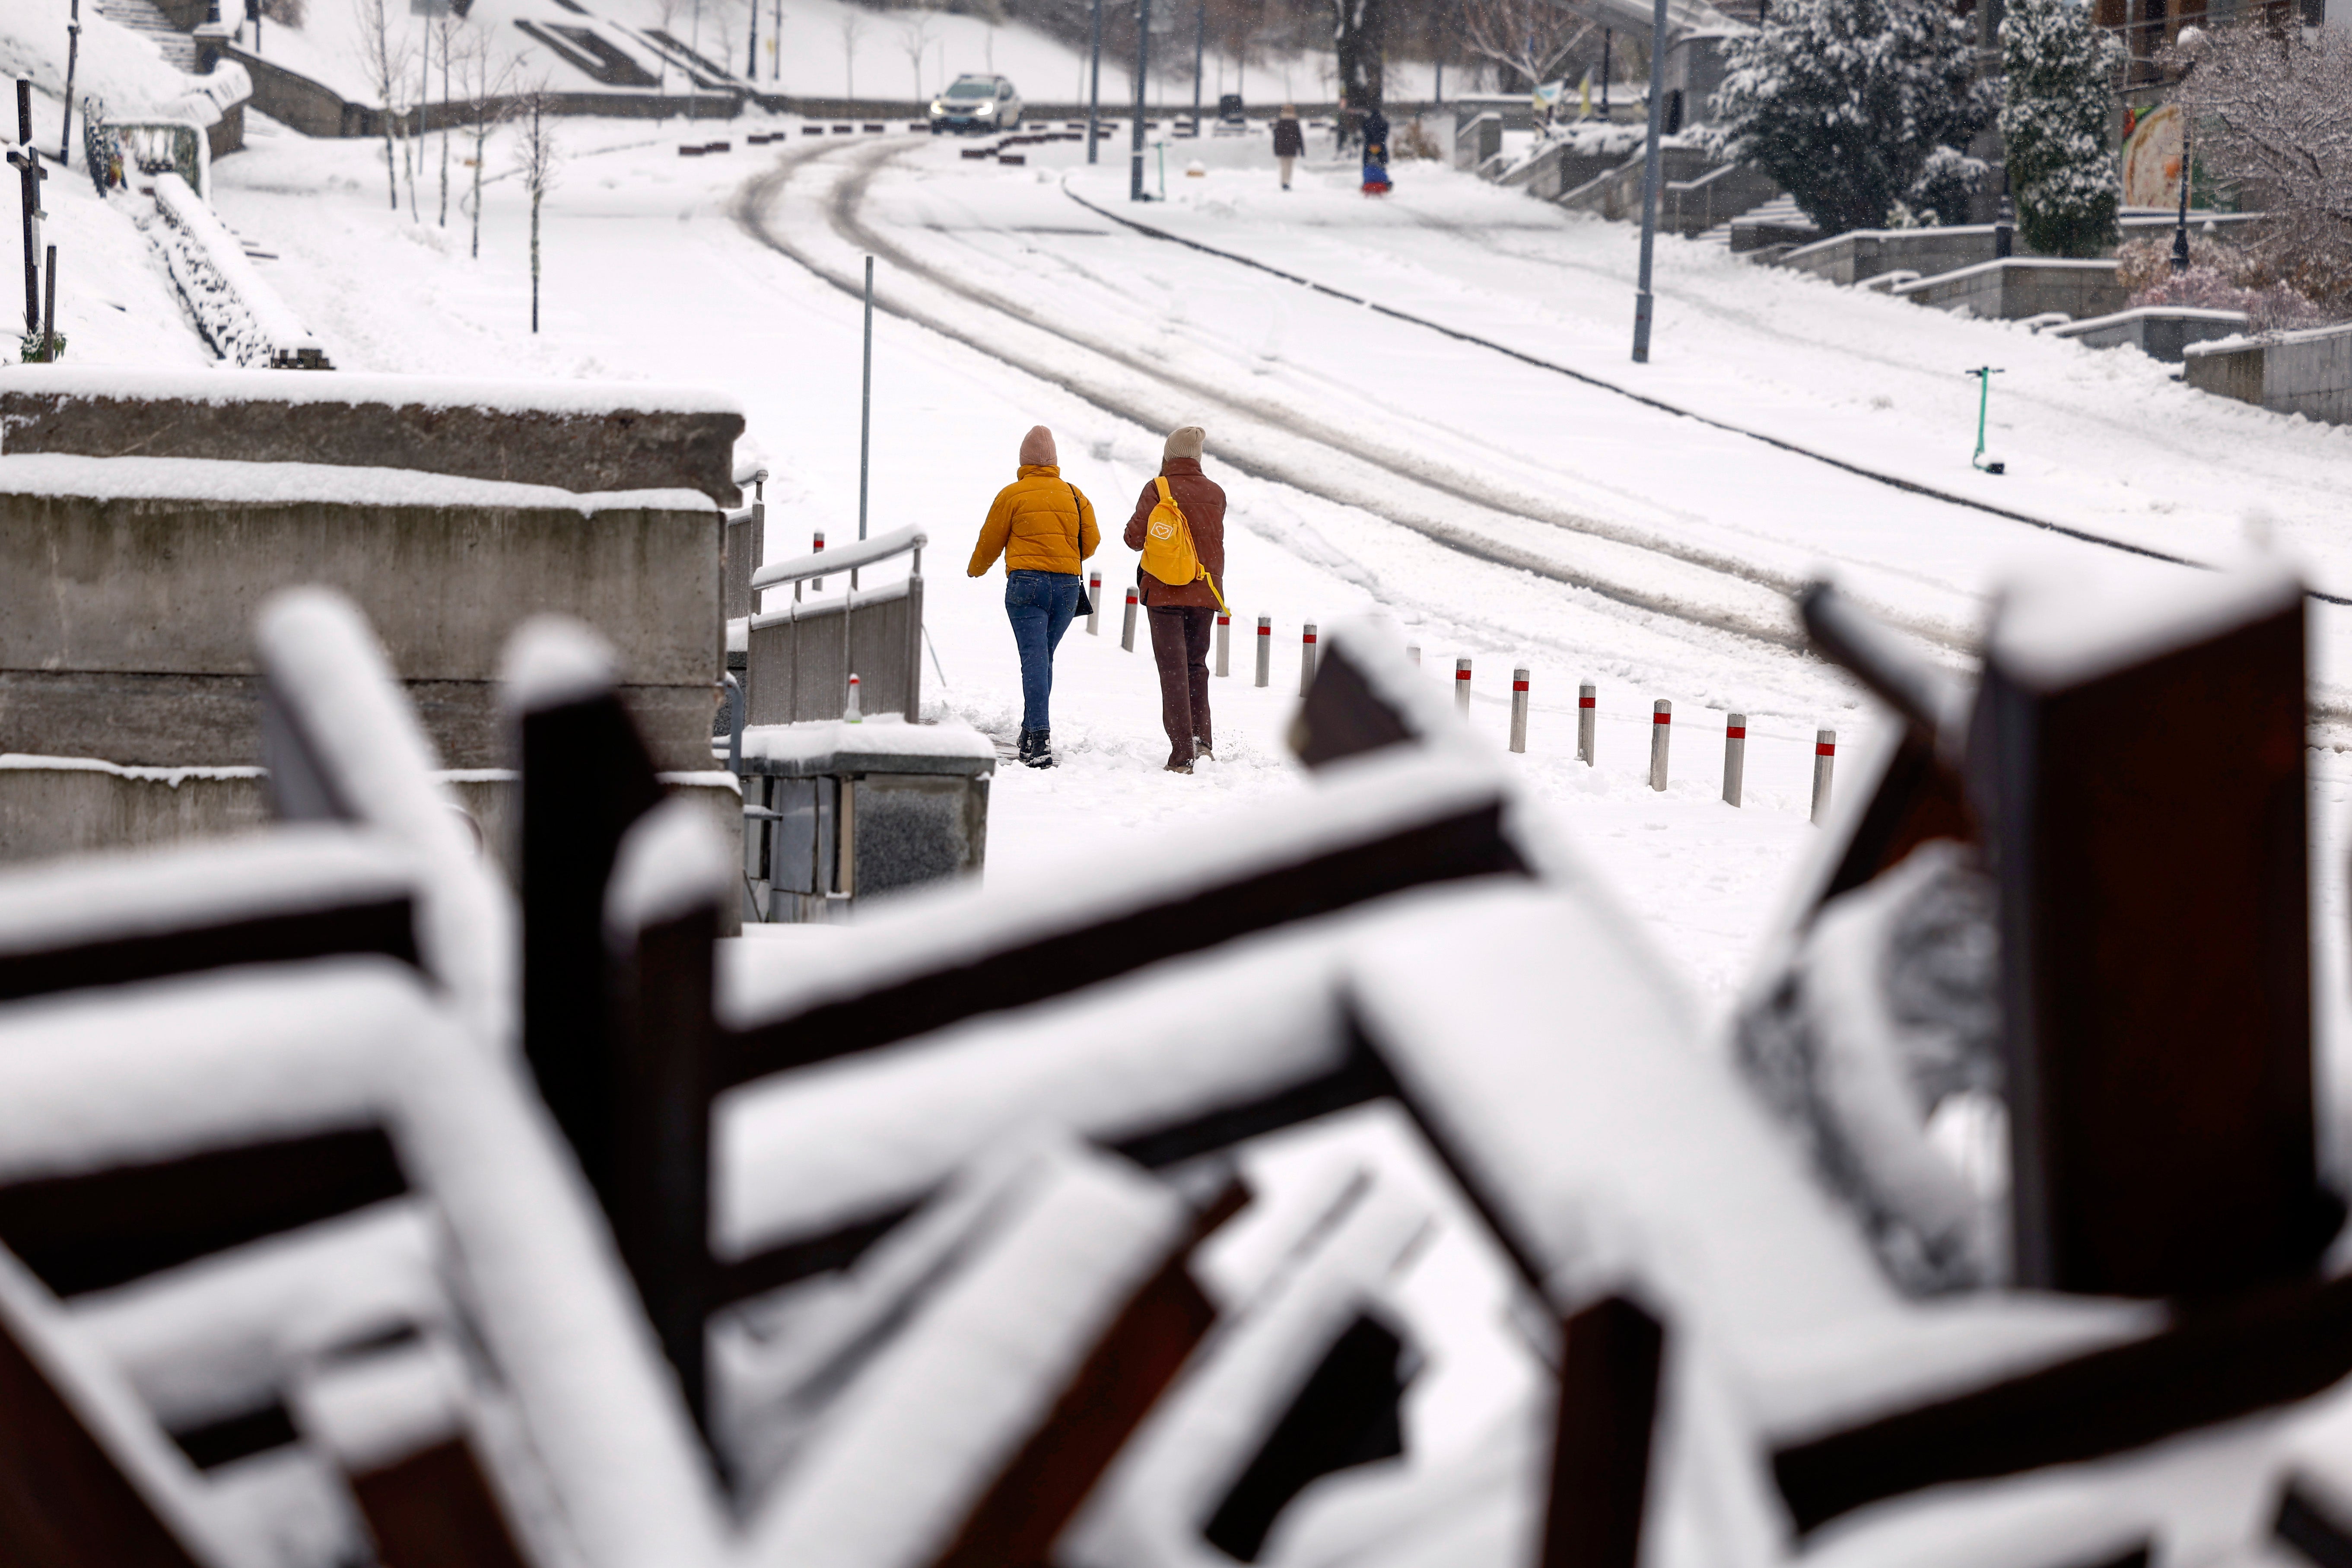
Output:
[930, 102, 949, 115]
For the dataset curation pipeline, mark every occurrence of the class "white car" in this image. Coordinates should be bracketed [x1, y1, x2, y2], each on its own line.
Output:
[930, 75, 1022, 134]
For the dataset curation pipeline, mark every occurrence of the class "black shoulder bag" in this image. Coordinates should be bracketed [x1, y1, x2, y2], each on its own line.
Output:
[1067, 483, 1094, 615]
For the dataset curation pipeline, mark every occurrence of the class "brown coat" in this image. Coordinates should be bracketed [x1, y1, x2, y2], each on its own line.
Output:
[1122, 458, 1227, 609]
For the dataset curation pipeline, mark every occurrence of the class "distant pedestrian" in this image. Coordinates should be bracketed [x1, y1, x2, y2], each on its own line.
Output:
[969, 425, 1099, 769]
[1272, 104, 1304, 191]
[1360, 103, 1392, 194]
[1124, 426, 1227, 774]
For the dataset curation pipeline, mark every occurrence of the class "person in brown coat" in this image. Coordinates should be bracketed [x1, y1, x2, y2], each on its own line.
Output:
[1123, 425, 1227, 774]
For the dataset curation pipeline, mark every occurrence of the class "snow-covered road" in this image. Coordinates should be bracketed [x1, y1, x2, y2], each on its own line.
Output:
[203, 114, 2352, 1027]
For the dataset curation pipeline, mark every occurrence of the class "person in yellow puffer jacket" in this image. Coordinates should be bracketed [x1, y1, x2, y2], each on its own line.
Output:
[969, 424, 1100, 769]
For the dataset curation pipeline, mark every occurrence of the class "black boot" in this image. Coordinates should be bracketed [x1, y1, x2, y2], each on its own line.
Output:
[1016, 728, 1036, 763]
[1025, 727, 1055, 768]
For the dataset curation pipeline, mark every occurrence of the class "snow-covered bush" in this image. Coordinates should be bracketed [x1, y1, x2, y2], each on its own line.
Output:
[1999, 0, 2124, 258]
[2115, 234, 2333, 332]
[1903, 144, 1989, 227]
[1707, 0, 1995, 237]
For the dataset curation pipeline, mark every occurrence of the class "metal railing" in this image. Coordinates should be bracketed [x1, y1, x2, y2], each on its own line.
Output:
[743, 525, 928, 728]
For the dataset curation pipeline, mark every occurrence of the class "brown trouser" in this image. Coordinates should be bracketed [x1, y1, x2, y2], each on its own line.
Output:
[1279, 154, 1296, 187]
[1148, 605, 1214, 765]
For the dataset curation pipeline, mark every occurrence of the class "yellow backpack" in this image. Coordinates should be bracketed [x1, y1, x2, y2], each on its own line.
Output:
[1139, 478, 1228, 611]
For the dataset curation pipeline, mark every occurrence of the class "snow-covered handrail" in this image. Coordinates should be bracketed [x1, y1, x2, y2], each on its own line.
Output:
[750, 523, 925, 591]
[149, 172, 329, 369]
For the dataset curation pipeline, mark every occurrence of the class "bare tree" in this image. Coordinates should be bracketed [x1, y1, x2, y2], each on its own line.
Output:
[1458, 0, 1590, 93]
[896, 3, 940, 102]
[433, 10, 465, 227]
[512, 86, 561, 333]
[2169, 24, 2352, 305]
[353, 0, 416, 211]
[837, 5, 868, 98]
[451, 29, 518, 259]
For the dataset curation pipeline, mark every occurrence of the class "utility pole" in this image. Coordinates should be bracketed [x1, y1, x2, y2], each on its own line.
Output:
[1629, 0, 1669, 362]
[1131, 0, 1151, 199]
[11, 81, 45, 342]
[1192, 0, 1204, 134]
[1088, 0, 1104, 163]
[772, 0, 781, 79]
[60, 0, 82, 164]
[858, 256, 873, 542]
[746, 0, 756, 86]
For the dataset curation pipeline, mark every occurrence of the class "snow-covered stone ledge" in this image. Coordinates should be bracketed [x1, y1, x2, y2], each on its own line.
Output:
[0, 454, 723, 773]
[0, 366, 748, 506]
[1893, 257, 2126, 323]
[2049, 305, 2251, 363]
[2184, 321, 2352, 426]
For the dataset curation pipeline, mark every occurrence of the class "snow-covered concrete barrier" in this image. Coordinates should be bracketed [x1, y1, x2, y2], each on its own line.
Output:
[146, 172, 328, 369]
[0, 368, 743, 863]
[2183, 322, 2352, 426]
[1776, 225, 2006, 287]
[1894, 258, 2126, 322]
[0, 366, 744, 503]
[2051, 305, 2251, 363]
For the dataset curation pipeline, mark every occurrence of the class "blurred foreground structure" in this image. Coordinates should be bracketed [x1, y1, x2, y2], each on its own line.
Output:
[0, 551, 2351, 1568]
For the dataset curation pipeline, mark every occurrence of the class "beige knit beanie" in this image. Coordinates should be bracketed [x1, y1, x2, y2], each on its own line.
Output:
[1019, 425, 1057, 466]
[1163, 425, 1206, 463]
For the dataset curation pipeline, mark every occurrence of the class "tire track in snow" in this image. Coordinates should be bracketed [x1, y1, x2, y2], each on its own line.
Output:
[1061, 181, 2352, 613]
[734, 141, 1837, 653]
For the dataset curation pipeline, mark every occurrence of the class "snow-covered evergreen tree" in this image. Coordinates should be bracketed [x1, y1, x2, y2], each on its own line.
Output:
[1708, 0, 1994, 237]
[1999, 0, 2124, 257]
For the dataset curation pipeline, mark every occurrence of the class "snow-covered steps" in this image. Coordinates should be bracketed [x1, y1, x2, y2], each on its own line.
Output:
[92, 0, 200, 74]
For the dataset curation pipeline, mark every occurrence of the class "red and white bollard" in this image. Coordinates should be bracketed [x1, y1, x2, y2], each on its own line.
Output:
[1722, 712, 1746, 807]
[812, 528, 826, 591]
[1300, 623, 1319, 696]
[1215, 611, 1230, 676]
[844, 672, 862, 722]
[1086, 571, 1103, 635]
[1649, 699, 1671, 791]
[1510, 668, 1529, 753]
[1454, 657, 1472, 717]
[1122, 586, 1139, 652]
[1577, 682, 1596, 765]
[1254, 615, 1271, 687]
[1811, 728, 1837, 825]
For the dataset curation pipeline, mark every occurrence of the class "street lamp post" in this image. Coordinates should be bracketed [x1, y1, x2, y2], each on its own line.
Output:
[1088, 0, 1104, 164]
[1132, 0, 1152, 200]
[2171, 27, 2207, 277]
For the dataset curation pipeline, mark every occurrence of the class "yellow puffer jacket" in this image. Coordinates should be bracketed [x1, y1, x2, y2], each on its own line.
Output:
[968, 464, 1101, 577]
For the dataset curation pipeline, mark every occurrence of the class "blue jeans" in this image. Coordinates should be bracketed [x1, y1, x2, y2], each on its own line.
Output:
[1005, 570, 1081, 732]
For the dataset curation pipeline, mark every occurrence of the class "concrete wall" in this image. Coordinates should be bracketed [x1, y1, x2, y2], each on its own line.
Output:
[2053, 307, 2251, 363]
[1558, 146, 1716, 222]
[1779, 226, 2005, 287]
[2184, 324, 2352, 425]
[0, 763, 743, 932]
[0, 483, 722, 770]
[0, 371, 745, 506]
[1894, 258, 2126, 321]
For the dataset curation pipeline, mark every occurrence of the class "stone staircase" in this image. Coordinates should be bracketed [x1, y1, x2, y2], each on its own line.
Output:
[1699, 191, 1802, 245]
[94, 0, 200, 75]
